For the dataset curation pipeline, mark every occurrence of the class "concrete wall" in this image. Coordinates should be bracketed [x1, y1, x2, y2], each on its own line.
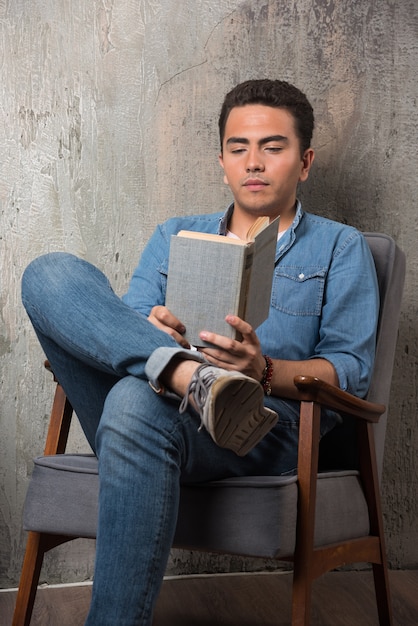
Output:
[1, 0, 417, 587]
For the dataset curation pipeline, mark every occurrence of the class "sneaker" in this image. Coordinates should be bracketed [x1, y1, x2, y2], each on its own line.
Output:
[179, 363, 278, 456]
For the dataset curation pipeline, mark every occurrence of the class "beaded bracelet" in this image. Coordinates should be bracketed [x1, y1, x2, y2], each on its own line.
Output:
[260, 355, 273, 396]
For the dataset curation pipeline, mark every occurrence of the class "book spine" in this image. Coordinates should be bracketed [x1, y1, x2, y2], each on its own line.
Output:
[236, 247, 254, 320]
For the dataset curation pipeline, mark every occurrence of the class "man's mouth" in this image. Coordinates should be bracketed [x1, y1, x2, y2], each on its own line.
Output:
[243, 178, 268, 190]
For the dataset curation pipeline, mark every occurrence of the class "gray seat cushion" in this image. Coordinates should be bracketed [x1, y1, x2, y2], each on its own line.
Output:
[24, 454, 99, 538]
[24, 454, 370, 558]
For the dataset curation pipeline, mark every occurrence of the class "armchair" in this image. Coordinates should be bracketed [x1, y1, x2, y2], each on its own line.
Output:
[13, 233, 405, 625]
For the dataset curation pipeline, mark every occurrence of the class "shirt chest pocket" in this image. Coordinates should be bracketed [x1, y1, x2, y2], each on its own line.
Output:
[271, 266, 327, 316]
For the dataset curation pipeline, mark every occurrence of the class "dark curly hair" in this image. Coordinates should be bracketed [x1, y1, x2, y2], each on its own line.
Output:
[218, 79, 314, 156]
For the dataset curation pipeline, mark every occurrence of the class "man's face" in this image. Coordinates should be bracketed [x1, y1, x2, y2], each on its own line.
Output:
[219, 104, 314, 225]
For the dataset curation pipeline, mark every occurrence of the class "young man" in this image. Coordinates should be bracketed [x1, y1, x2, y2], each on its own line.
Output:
[21, 79, 379, 625]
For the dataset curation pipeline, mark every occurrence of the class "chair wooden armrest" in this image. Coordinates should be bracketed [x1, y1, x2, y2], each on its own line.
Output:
[293, 375, 385, 423]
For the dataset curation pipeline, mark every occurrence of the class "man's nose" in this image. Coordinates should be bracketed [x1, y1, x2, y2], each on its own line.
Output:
[245, 148, 265, 172]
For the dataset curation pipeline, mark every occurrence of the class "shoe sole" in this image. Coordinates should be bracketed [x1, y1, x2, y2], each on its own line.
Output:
[205, 375, 278, 456]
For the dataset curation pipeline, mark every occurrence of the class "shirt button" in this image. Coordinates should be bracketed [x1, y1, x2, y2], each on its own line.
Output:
[298, 273, 305, 279]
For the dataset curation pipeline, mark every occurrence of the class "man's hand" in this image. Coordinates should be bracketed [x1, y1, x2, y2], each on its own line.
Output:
[148, 306, 191, 349]
[199, 315, 266, 381]
[199, 314, 339, 399]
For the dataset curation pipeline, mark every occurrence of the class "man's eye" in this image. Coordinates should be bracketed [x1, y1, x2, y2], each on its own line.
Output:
[265, 146, 282, 152]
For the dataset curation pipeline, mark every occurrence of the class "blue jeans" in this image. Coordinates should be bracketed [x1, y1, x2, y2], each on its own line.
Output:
[22, 252, 306, 626]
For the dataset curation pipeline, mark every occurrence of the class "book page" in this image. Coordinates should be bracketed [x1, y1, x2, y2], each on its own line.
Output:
[177, 230, 246, 245]
[246, 215, 270, 241]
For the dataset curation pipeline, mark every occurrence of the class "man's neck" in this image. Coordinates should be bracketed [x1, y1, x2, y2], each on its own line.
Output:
[228, 203, 296, 239]
[276, 205, 298, 232]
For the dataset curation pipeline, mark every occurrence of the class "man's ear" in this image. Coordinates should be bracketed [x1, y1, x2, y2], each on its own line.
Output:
[218, 152, 229, 185]
[299, 148, 315, 183]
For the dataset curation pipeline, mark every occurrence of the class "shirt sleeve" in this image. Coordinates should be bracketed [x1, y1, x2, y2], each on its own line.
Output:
[122, 223, 170, 317]
[313, 230, 380, 397]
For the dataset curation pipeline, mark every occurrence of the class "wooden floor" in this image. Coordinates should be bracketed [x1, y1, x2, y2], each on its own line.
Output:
[1, 569, 418, 625]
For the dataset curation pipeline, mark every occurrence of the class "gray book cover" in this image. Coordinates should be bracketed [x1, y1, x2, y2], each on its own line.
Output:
[166, 217, 278, 347]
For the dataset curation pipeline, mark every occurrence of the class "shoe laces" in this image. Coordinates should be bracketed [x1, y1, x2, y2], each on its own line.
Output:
[179, 363, 216, 423]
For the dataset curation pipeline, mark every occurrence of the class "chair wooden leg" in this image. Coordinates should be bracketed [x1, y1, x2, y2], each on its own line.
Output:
[291, 568, 313, 626]
[12, 531, 75, 626]
[373, 562, 393, 626]
[12, 531, 46, 626]
[291, 400, 322, 626]
[358, 421, 393, 625]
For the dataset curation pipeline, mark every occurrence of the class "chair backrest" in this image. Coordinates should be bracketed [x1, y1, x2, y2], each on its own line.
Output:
[318, 233, 405, 481]
[363, 233, 406, 481]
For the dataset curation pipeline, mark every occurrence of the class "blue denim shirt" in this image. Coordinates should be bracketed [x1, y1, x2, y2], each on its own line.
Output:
[123, 201, 379, 397]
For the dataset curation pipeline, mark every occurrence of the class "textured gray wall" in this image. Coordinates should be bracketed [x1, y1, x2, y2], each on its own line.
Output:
[0, 0, 417, 587]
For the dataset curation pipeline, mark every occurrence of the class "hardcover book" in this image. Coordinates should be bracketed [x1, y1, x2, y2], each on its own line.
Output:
[165, 215, 279, 347]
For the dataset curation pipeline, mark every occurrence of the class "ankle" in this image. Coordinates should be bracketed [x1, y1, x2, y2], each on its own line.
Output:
[160, 358, 201, 397]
